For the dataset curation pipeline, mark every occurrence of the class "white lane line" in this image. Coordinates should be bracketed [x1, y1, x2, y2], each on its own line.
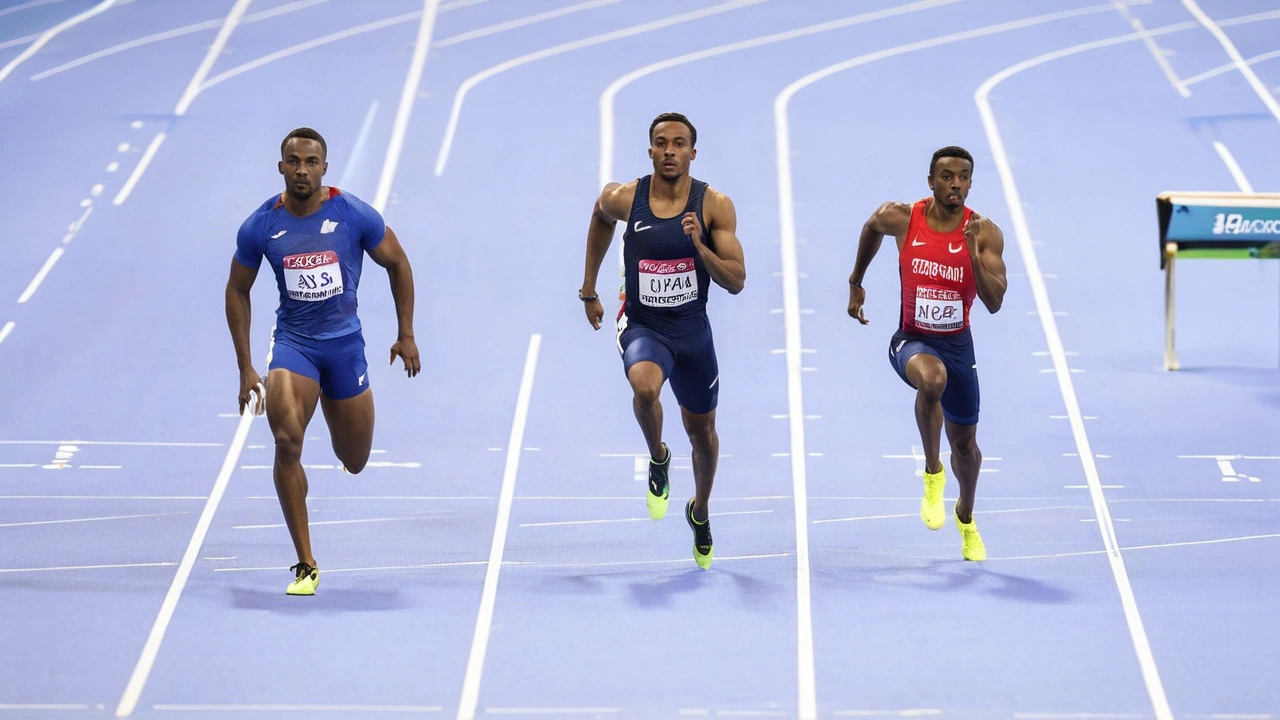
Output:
[174, 0, 251, 115]
[0, 33, 41, 51]
[598, 0, 960, 280]
[213, 560, 487, 573]
[0, 0, 71, 19]
[31, 0, 334, 81]
[112, 131, 166, 206]
[507, 552, 788, 569]
[434, 0, 763, 176]
[0, 495, 206, 500]
[0, 511, 187, 528]
[337, 99, 378, 188]
[1111, 1, 1190, 97]
[775, 8, 1117, 717]
[485, 709, 618, 716]
[435, 0, 618, 48]
[0, 704, 91, 711]
[232, 516, 415, 530]
[976, 35, 1172, 720]
[152, 705, 442, 713]
[199, 11, 420, 94]
[0, 562, 176, 574]
[457, 334, 542, 720]
[0, 321, 14, 345]
[113, 408, 256, 718]
[833, 711, 940, 718]
[113, 0, 249, 206]
[1185, 46, 1280, 87]
[814, 505, 1079, 525]
[1213, 140, 1255, 192]
[1180, 0, 1280, 126]
[0, 0, 118, 85]
[0, 439, 220, 446]
[517, 508, 773, 528]
[16, 247, 66, 304]
[375, 0, 442, 213]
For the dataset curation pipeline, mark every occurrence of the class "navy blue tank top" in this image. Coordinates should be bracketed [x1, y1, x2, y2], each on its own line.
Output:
[621, 175, 712, 335]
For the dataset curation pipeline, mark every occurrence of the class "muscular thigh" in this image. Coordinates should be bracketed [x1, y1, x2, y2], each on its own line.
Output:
[668, 318, 719, 415]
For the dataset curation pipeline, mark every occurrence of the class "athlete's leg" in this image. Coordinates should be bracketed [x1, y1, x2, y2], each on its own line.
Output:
[320, 388, 375, 474]
[904, 353, 948, 474]
[266, 368, 322, 566]
[680, 407, 717, 521]
[945, 421, 981, 523]
[628, 361, 666, 461]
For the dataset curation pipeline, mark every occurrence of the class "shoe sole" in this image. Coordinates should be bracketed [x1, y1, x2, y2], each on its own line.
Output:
[646, 491, 669, 521]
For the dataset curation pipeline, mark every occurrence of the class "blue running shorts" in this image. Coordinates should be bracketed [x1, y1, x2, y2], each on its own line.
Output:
[888, 328, 980, 425]
[616, 313, 719, 415]
[269, 327, 370, 400]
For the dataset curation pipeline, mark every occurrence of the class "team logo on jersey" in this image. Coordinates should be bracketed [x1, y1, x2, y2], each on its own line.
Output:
[321, 219, 339, 234]
[271, 229, 288, 239]
[633, 220, 652, 232]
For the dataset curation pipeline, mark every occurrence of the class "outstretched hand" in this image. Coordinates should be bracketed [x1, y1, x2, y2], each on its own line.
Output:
[847, 285, 869, 325]
[390, 338, 421, 378]
[237, 367, 266, 416]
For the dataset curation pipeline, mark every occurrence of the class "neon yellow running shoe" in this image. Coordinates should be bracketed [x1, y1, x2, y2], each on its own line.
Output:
[286, 562, 319, 595]
[955, 509, 986, 562]
[645, 443, 671, 521]
[920, 468, 946, 530]
[685, 498, 713, 569]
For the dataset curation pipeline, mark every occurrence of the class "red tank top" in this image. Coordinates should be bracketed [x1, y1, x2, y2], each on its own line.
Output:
[899, 199, 977, 334]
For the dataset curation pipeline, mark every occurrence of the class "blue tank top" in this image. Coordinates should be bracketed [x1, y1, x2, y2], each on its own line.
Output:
[234, 188, 385, 340]
[621, 175, 712, 335]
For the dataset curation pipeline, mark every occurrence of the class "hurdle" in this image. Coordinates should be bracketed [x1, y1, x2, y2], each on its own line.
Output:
[1156, 191, 1280, 370]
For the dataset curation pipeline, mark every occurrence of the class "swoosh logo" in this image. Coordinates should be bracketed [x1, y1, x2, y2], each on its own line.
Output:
[910, 236, 925, 247]
[271, 230, 287, 239]
[948, 242, 966, 254]
[633, 220, 652, 232]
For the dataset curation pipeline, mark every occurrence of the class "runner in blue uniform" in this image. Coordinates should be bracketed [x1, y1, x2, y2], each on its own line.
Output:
[579, 112, 746, 569]
[225, 127, 420, 595]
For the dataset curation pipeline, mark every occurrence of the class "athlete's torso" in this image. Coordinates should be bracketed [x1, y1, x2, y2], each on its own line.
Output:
[621, 175, 712, 335]
[234, 187, 385, 340]
[899, 198, 977, 335]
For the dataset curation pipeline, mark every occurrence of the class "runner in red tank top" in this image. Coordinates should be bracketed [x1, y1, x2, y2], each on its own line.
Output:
[845, 146, 1008, 561]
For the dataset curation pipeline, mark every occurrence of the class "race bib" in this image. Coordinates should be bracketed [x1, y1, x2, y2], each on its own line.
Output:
[283, 250, 344, 302]
[638, 257, 697, 308]
[914, 286, 963, 331]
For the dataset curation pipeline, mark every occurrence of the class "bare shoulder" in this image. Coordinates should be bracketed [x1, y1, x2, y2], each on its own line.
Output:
[597, 180, 638, 221]
[870, 200, 912, 234]
[702, 185, 736, 219]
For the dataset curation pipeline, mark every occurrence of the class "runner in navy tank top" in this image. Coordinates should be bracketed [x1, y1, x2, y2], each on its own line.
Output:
[579, 112, 746, 570]
[225, 128, 421, 595]
[846, 146, 1008, 562]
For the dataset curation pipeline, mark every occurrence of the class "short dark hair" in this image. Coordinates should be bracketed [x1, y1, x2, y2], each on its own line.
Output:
[929, 145, 973, 176]
[649, 112, 696, 148]
[281, 127, 327, 158]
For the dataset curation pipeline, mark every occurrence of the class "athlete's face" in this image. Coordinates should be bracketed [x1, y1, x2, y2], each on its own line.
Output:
[927, 156, 972, 211]
[279, 138, 327, 203]
[648, 122, 696, 181]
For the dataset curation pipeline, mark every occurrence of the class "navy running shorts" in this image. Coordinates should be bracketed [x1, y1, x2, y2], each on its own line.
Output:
[887, 328, 980, 425]
[616, 313, 719, 415]
[269, 327, 370, 400]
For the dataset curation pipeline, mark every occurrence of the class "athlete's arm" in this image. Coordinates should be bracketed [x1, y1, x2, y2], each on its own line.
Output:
[225, 258, 263, 414]
[368, 225, 421, 377]
[686, 188, 745, 295]
[965, 215, 1007, 314]
[848, 201, 911, 324]
[580, 181, 633, 331]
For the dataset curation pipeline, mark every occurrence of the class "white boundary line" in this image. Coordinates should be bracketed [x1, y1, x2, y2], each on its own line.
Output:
[1111, 1, 1190, 97]
[456, 334, 541, 720]
[0, 321, 15, 346]
[112, 410, 255, 717]
[0, 0, 118, 85]
[1180, 0, 1280, 126]
[434, 0, 618, 48]
[433, 0, 763, 177]
[151, 704, 443, 713]
[374, 0, 442, 213]
[1212, 141, 1254, 193]
[16, 247, 65, 304]
[974, 37, 1173, 720]
[0, 561, 176, 574]
[770, 8, 1115, 717]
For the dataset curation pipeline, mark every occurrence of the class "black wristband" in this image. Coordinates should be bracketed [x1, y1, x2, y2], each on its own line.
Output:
[849, 279, 862, 288]
[578, 290, 599, 302]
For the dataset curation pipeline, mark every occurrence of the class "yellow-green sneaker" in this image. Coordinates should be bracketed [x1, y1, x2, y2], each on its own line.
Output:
[920, 468, 946, 530]
[286, 562, 319, 595]
[685, 498, 713, 570]
[645, 443, 671, 521]
[955, 509, 986, 561]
